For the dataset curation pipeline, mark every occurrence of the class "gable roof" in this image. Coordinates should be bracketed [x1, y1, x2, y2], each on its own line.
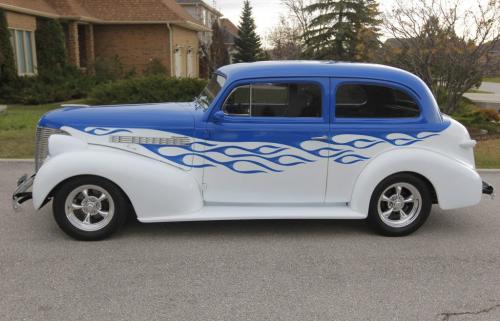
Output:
[220, 18, 237, 36]
[0, 0, 209, 31]
[176, 0, 222, 16]
[0, 0, 59, 17]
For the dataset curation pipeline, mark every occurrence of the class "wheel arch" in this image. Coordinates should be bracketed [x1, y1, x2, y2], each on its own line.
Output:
[44, 174, 136, 217]
[32, 149, 204, 220]
[350, 148, 482, 216]
[371, 171, 438, 205]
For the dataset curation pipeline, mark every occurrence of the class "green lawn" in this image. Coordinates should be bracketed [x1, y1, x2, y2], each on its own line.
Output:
[475, 138, 500, 169]
[483, 77, 500, 83]
[0, 102, 74, 158]
[1, 102, 499, 168]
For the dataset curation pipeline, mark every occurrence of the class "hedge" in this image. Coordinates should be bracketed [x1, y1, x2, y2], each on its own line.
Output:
[88, 75, 207, 105]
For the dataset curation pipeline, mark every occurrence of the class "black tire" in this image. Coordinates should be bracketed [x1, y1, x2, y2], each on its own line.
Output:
[368, 173, 432, 236]
[53, 176, 130, 241]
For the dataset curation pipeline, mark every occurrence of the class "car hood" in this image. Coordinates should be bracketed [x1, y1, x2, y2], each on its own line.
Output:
[39, 102, 197, 134]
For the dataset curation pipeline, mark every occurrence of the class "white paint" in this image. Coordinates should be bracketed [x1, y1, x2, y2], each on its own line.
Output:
[31, 117, 485, 223]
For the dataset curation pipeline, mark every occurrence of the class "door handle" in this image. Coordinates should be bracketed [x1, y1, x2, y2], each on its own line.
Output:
[311, 135, 329, 140]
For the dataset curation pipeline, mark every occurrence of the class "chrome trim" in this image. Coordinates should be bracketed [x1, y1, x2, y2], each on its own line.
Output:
[61, 104, 90, 108]
[109, 135, 192, 146]
[34, 126, 69, 171]
[12, 174, 35, 211]
[64, 184, 115, 232]
[377, 182, 422, 228]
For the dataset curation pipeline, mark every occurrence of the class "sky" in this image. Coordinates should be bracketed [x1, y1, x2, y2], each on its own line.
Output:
[213, 0, 397, 43]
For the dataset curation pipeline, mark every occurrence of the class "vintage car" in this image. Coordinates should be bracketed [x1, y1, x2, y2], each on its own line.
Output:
[13, 61, 494, 240]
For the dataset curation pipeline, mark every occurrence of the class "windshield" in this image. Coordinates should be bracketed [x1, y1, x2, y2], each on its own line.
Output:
[195, 73, 226, 110]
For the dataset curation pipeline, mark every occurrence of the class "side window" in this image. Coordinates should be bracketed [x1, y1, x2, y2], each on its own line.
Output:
[222, 83, 322, 117]
[223, 85, 251, 116]
[335, 84, 420, 118]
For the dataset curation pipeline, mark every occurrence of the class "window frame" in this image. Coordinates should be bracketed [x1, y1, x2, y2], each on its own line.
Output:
[332, 78, 425, 124]
[217, 78, 328, 123]
[8, 28, 38, 77]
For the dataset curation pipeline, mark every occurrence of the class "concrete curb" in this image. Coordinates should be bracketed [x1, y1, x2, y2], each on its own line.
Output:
[0, 159, 34, 163]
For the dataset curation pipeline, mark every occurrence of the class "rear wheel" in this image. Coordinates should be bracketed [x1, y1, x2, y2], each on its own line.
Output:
[368, 173, 432, 236]
[53, 176, 129, 241]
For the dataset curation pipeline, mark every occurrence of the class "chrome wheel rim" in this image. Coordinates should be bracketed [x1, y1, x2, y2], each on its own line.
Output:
[377, 182, 421, 228]
[64, 185, 115, 232]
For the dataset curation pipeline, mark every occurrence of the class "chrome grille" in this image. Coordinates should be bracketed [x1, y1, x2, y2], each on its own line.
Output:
[34, 126, 68, 171]
[110, 135, 192, 146]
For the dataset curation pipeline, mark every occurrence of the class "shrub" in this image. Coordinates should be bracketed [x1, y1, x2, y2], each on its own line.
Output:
[93, 56, 135, 83]
[88, 75, 207, 105]
[143, 58, 168, 76]
[35, 19, 67, 73]
[0, 10, 17, 84]
[1, 66, 96, 104]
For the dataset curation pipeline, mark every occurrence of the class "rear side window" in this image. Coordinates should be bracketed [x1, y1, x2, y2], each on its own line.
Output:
[223, 83, 322, 117]
[335, 84, 420, 118]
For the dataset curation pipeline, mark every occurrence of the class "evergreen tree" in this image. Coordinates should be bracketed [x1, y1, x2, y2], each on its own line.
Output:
[210, 20, 229, 71]
[234, 0, 264, 62]
[304, 0, 381, 61]
[0, 10, 17, 83]
[35, 19, 68, 73]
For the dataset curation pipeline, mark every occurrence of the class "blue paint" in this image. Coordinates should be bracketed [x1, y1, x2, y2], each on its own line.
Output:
[36, 61, 451, 174]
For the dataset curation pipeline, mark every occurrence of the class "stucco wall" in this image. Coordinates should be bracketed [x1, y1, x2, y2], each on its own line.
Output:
[93, 24, 171, 75]
[5, 11, 36, 30]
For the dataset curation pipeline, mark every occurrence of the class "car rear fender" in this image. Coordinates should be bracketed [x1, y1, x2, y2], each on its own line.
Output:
[350, 147, 482, 216]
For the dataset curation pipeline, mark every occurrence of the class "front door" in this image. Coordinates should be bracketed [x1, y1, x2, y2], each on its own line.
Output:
[202, 78, 331, 204]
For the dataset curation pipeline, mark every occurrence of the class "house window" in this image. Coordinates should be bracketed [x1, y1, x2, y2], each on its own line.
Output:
[174, 47, 183, 77]
[186, 47, 194, 77]
[9, 29, 37, 76]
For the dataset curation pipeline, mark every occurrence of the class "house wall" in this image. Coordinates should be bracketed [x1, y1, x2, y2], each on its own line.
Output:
[5, 11, 36, 30]
[171, 25, 199, 77]
[93, 24, 171, 75]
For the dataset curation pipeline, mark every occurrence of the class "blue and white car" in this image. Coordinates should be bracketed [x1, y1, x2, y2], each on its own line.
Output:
[13, 61, 494, 240]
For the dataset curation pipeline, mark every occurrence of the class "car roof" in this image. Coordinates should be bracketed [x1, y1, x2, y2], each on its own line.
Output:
[215, 61, 444, 124]
[218, 61, 423, 88]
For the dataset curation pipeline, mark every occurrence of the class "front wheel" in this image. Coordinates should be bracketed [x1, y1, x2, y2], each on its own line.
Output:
[53, 176, 130, 241]
[368, 174, 432, 236]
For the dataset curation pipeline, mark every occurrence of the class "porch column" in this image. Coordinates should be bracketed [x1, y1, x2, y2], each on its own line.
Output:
[85, 24, 95, 72]
[66, 21, 79, 67]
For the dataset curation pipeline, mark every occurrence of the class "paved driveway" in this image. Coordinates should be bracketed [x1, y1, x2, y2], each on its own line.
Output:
[1, 161, 499, 321]
[464, 82, 500, 110]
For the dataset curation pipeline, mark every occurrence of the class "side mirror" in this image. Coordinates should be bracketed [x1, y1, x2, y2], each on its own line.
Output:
[212, 110, 225, 123]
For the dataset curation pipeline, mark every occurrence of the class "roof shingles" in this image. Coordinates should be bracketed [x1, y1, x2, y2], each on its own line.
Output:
[0, 0, 206, 30]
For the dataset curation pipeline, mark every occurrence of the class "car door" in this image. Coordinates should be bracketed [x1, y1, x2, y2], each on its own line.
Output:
[202, 78, 331, 204]
[326, 78, 425, 203]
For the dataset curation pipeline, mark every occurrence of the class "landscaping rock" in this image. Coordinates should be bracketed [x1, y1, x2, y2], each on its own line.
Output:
[0, 105, 6, 113]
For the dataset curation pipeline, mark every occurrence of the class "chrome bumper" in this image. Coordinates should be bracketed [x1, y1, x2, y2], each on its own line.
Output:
[12, 174, 35, 211]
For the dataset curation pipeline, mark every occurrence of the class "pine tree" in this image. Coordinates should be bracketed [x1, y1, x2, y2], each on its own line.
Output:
[0, 10, 17, 83]
[234, 0, 264, 62]
[210, 20, 229, 71]
[304, 0, 381, 61]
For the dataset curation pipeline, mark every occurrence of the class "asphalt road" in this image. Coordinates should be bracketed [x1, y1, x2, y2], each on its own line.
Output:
[1, 161, 499, 321]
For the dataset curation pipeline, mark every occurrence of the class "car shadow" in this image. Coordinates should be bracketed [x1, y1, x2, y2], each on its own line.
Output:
[119, 217, 373, 240]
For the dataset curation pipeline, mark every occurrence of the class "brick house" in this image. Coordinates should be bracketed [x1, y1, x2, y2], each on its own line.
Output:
[0, 0, 208, 77]
[220, 18, 238, 63]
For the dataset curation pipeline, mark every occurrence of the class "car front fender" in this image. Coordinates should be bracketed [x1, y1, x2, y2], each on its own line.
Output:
[33, 145, 203, 220]
[350, 147, 482, 216]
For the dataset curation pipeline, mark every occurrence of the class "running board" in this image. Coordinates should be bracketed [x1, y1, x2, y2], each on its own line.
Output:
[138, 205, 366, 223]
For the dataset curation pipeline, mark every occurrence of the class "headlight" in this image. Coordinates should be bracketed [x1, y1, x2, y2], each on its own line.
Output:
[34, 126, 69, 171]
